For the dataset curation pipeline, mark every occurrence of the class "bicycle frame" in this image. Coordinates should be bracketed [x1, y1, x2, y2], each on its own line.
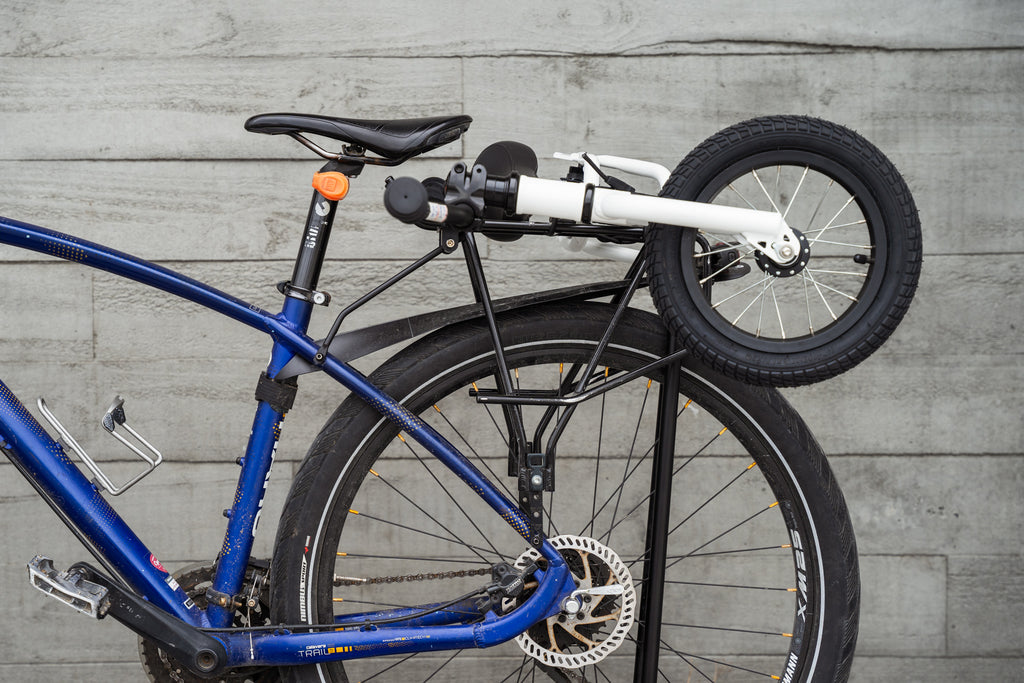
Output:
[0, 211, 576, 669]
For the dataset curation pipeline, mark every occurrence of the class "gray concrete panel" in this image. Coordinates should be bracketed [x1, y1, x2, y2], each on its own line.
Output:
[0, 1, 1019, 679]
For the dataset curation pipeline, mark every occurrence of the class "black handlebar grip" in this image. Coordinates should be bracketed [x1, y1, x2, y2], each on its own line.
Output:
[384, 177, 430, 223]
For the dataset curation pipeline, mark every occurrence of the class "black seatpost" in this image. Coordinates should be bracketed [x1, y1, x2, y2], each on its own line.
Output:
[287, 160, 364, 299]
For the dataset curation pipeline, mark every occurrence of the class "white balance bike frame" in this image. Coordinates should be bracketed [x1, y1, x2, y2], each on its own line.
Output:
[517, 153, 800, 266]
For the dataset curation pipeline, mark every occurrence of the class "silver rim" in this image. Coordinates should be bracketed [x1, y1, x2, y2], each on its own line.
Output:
[692, 164, 875, 342]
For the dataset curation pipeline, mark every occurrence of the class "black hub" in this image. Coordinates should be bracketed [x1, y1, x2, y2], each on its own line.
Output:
[754, 228, 811, 278]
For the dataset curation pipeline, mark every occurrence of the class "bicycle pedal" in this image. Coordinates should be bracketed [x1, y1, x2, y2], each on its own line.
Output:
[37, 395, 163, 496]
[27, 555, 109, 619]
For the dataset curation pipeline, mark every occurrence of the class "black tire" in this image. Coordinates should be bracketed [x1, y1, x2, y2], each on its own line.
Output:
[270, 303, 859, 682]
[647, 115, 922, 387]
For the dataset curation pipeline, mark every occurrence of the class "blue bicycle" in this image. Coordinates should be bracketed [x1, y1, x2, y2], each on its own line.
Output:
[1, 111, 921, 682]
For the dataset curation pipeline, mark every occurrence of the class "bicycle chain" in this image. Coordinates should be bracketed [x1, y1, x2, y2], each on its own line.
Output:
[333, 566, 492, 586]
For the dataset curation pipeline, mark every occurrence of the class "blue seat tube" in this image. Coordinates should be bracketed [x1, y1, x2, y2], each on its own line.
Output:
[206, 183, 339, 627]
[205, 334, 302, 627]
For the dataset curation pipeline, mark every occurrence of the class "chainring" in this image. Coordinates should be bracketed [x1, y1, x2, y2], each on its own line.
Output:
[138, 562, 279, 683]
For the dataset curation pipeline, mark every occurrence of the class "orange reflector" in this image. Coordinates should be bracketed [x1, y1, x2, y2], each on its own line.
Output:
[312, 172, 350, 201]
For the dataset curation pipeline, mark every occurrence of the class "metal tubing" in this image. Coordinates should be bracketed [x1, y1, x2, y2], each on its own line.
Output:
[0, 380, 207, 624]
[541, 251, 649, 454]
[460, 233, 529, 456]
[0, 214, 581, 662]
[0, 216, 271, 332]
[633, 348, 681, 683]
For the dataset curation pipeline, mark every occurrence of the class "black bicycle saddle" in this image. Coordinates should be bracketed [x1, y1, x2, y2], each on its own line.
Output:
[245, 113, 472, 161]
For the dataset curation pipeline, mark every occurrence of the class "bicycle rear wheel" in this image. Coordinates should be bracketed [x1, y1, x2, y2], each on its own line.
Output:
[270, 302, 859, 682]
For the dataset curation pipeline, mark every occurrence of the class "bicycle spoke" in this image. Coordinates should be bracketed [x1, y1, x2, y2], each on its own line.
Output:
[475, 382, 512, 451]
[804, 237, 871, 249]
[804, 177, 835, 231]
[674, 543, 794, 559]
[625, 459, 752, 569]
[671, 503, 779, 570]
[770, 283, 785, 339]
[803, 273, 859, 302]
[810, 194, 858, 245]
[358, 653, 423, 683]
[663, 578, 795, 592]
[490, 654, 530, 683]
[710, 274, 776, 311]
[726, 182, 759, 210]
[355, 461, 498, 564]
[773, 165, 782, 208]
[802, 270, 814, 335]
[397, 434, 506, 560]
[804, 267, 868, 278]
[804, 218, 867, 234]
[345, 509, 501, 558]
[751, 168, 783, 214]
[659, 639, 780, 680]
[656, 638, 715, 682]
[799, 271, 837, 324]
[432, 403, 517, 503]
[596, 403, 726, 546]
[588, 368, 609, 538]
[782, 166, 809, 221]
[754, 274, 776, 337]
[730, 274, 773, 327]
[423, 650, 462, 681]
[663, 622, 794, 639]
[607, 378, 654, 546]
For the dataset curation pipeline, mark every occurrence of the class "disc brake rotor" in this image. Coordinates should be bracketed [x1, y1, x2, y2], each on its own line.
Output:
[508, 535, 636, 669]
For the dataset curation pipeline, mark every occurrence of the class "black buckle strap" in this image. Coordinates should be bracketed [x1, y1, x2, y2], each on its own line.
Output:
[255, 372, 298, 414]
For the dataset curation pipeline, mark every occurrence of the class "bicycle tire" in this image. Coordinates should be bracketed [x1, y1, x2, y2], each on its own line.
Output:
[647, 115, 922, 387]
[270, 302, 859, 682]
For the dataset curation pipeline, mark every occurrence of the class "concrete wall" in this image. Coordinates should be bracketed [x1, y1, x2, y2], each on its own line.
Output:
[0, 1, 1021, 680]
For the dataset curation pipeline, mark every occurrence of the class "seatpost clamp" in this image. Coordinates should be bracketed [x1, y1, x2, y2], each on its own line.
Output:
[276, 280, 331, 306]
